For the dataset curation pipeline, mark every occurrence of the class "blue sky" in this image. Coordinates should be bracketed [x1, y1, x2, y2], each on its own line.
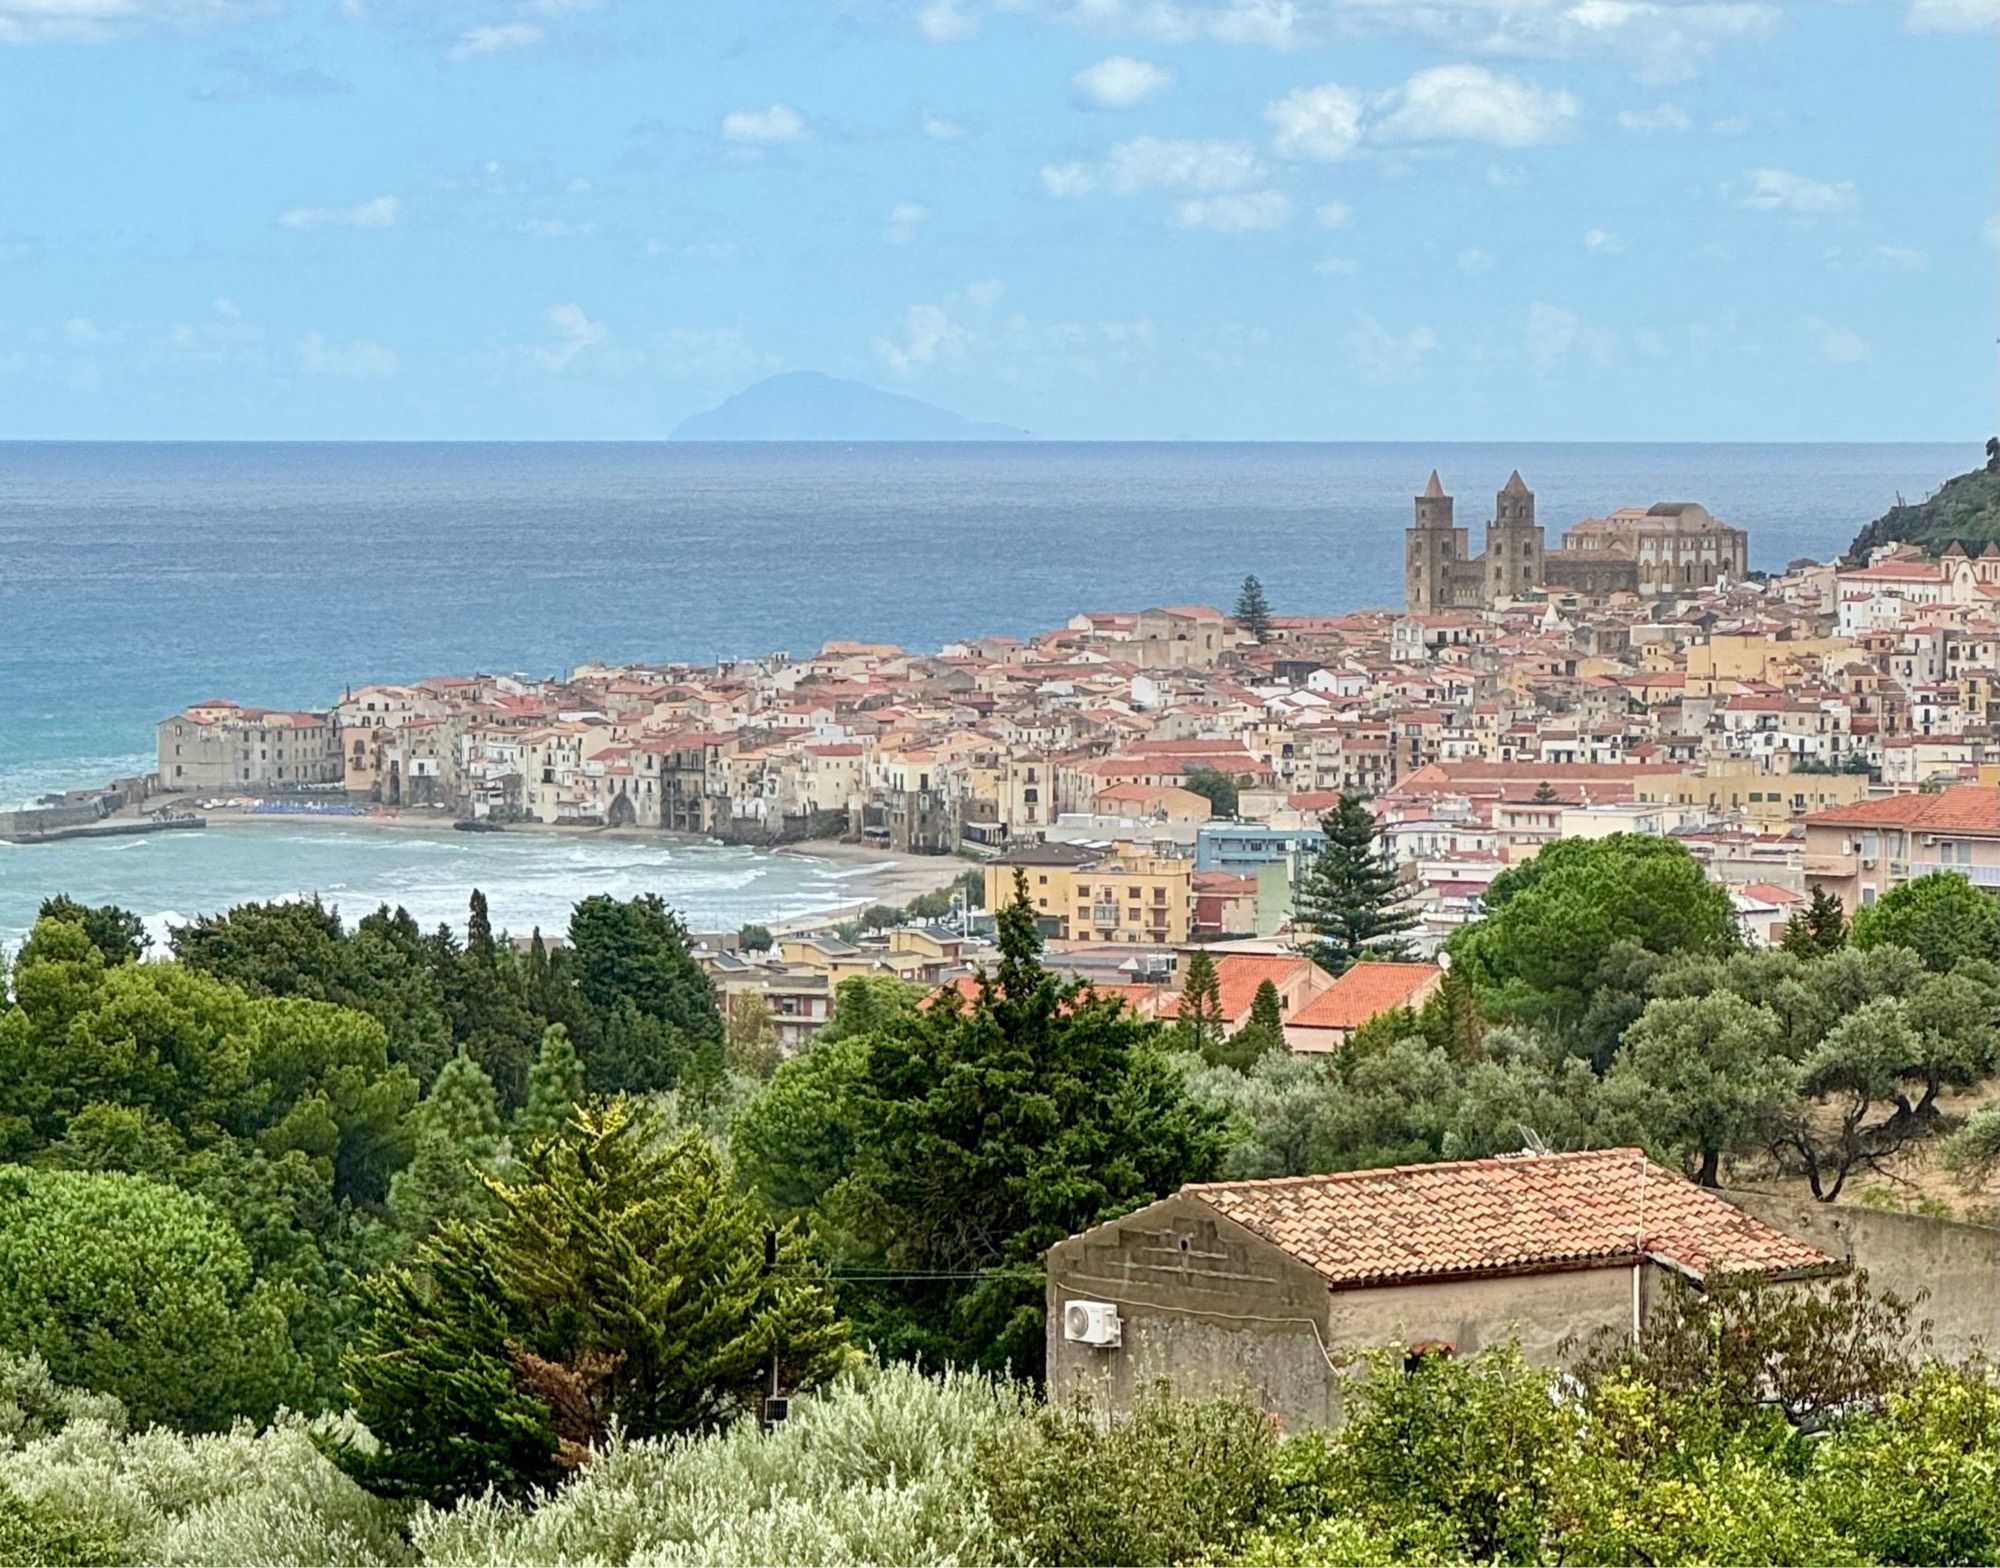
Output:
[0, 0, 1992, 440]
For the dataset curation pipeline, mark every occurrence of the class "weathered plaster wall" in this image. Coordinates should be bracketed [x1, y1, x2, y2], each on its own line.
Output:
[1047, 1195, 1338, 1429]
[1722, 1188, 1998, 1363]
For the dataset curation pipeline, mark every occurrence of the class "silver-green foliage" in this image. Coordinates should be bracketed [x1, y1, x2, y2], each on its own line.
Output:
[0, 1398, 405, 1566]
[411, 1362, 1031, 1567]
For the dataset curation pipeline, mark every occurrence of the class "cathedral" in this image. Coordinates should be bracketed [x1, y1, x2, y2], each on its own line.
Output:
[1403, 470, 1750, 613]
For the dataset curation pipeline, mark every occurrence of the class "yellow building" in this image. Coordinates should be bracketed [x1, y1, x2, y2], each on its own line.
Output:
[985, 845, 1192, 946]
[1684, 633, 1852, 696]
[1635, 758, 1872, 828]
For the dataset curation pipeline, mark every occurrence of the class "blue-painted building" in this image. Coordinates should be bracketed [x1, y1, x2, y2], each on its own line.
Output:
[1194, 823, 1327, 878]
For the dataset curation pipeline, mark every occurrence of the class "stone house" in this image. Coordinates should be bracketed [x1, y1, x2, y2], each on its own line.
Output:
[1046, 1149, 1834, 1429]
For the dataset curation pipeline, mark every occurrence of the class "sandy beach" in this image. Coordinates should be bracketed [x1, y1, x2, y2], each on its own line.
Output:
[183, 805, 967, 927]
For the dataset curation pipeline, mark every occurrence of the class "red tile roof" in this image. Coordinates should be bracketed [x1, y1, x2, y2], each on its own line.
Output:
[1802, 785, 1999, 835]
[1186, 1149, 1835, 1289]
[1289, 961, 1443, 1031]
[1158, 953, 1315, 1024]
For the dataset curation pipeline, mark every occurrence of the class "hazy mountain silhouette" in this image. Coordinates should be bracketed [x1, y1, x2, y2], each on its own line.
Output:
[671, 371, 1029, 440]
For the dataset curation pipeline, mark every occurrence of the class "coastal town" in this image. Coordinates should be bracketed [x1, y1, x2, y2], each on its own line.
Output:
[76, 467, 1989, 1043]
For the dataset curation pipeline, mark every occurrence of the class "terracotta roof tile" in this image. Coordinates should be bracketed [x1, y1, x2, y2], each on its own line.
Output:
[1186, 1148, 1834, 1288]
[1289, 962, 1443, 1031]
[1802, 785, 1999, 835]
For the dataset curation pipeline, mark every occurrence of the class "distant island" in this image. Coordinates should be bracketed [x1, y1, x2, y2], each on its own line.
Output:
[1847, 440, 2000, 560]
[671, 371, 1030, 441]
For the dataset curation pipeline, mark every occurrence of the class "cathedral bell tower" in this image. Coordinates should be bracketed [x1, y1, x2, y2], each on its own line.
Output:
[1486, 469, 1544, 600]
[1405, 470, 1467, 613]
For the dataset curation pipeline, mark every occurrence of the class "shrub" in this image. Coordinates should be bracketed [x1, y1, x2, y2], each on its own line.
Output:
[410, 1363, 1028, 1566]
[975, 1388, 1284, 1566]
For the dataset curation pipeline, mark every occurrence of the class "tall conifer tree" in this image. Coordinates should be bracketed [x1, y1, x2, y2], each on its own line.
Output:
[1294, 793, 1416, 974]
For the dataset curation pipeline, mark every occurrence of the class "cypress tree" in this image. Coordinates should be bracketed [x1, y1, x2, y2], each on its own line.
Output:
[1234, 575, 1273, 642]
[339, 1099, 847, 1503]
[1174, 949, 1226, 1059]
[1213, 978, 1285, 1069]
[1782, 886, 1850, 957]
[465, 889, 497, 967]
[1294, 793, 1417, 974]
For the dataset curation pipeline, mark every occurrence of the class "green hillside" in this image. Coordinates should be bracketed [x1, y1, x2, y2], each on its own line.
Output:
[1847, 440, 2000, 559]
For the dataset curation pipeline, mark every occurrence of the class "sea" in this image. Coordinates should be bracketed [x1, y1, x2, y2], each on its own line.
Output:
[0, 439, 1974, 947]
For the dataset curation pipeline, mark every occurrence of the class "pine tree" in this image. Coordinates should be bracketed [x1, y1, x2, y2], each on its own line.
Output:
[1294, 793, 1417, 974]
[339, 1099, 847, 1503]
[1234, 575, 1273, 643]
[514, 1024, 585, 1150]
[1532, 780, 1559, 804]
[1174, 949, 1226, 1059]
[389, 1051, 507, 1242]
[843, 870, 1222, 1377]
[1213, 978, 1285, 1069]
[1782, 886, 1850, 958]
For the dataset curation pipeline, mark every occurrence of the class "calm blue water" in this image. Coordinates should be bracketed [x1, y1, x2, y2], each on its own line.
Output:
[0, 440, 1972, 940]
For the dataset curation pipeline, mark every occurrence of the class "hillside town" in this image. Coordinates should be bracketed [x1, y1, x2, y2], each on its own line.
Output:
[144, 470, 2000, 1045]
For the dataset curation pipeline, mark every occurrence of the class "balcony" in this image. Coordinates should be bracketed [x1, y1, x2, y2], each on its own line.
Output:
[1907, 860, 2000, 888]
[1804, 851, 1859, 879]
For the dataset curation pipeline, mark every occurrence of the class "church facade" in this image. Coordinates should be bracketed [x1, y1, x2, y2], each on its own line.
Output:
[1404, 471, 1750, 614]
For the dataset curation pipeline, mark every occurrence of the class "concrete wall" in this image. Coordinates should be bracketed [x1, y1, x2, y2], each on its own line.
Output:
[1325, 1264, 1646, 1368]
[1722, 1187, 1998, 1364]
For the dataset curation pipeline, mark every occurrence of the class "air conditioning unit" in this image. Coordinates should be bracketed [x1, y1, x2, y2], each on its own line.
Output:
[1062, 1299, 1122, 1348]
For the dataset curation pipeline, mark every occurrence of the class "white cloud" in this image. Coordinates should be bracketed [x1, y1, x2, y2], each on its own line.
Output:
[1806, 316, 1869, 364]
[918, 0, 979, 40]
[277, 194, 400, 230]
[1105, 136, 1263, 192]
[923, 114, 967, 140]
[1584, 226, 1627, 254]
[1173, 190, 1292, 231]
[297, 332, 399, 379]
[1738, 166, 1860, 216]
[876, 302, 970, 375]
[1458, 246, 1494, 274]
[1071, 55, 1174, 108]
[1314, 255, 1357, 277]
[1314, 201, 1351, 229]
[1709, 114, 1752, 137]
[722, 103, 809, 144]
[0, 0, 273, 44]
[1526, 302, 1618, 372]
[1376, 65, 1579, 147]
[1823, 244, 1927, 272]
[1346, 312, 1438, 384]
[1040, 137, 1266, 203]
[1041, 161, 1098, 198]
[885, 201, 932, 244]
[1265, 82, 1364, 162]
[535, 302, 607, 371]
[1617, 102, 1692, 134]
[1906, 0, 1998, 30]
[447, 21, 543, 60]
[966, 278, 1005, 308]
[1986, 215, 1999, 250]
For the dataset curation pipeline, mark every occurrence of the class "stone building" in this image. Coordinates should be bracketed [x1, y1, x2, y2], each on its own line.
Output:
[1405, 471, 1750, 613]
[1045, 1148, 1834, 1429]
[156, 699, 343, 792]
